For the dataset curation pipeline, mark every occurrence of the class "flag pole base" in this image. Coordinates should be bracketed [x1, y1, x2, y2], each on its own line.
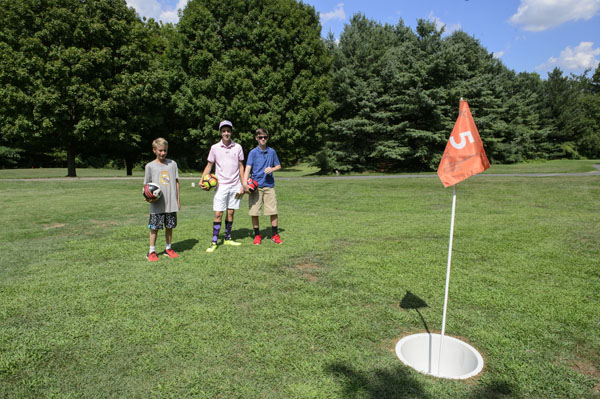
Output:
[395, 333, 484, 379]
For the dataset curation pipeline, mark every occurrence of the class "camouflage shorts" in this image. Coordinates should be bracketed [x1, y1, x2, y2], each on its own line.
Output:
[148, 212, 177, 230]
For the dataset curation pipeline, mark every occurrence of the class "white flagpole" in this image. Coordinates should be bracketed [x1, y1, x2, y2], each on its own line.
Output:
[438, 183, 457, 375]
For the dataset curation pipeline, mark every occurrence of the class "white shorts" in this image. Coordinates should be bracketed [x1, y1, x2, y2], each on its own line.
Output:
[213, 183, 242, 212]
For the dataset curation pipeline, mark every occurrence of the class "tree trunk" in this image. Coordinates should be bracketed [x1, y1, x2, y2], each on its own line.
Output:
[125, 156, 134, 176]
[66, 142, 77, 177]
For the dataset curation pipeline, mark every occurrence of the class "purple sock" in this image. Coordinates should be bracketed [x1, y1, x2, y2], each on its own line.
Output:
[212, 222, 221, 243]
[225, 221, 233, 239]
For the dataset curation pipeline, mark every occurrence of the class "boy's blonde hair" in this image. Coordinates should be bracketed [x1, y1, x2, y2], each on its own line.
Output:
[152, 138, 168, 149]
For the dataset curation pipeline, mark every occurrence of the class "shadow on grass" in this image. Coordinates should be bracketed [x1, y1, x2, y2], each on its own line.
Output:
[230, 227, 287, 240]
[469, 379, 521, 399]
[400, 291, 430, 333]
[173, 238, 199, 253]
[326, 363, 429, 399]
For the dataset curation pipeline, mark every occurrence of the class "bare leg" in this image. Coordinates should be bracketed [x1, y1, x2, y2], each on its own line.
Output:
[226, 209, 235, 223]
[165, 227, 173, 246]
[149, 229, 158, 247]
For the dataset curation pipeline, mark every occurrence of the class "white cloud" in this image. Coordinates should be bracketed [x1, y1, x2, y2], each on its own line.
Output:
[320, 3, 346, 23]
[509, 0, 600, 31]
[427, 12, 461, 35]
[126, 0, 161, 19]
[126, 0, 188, 23]
[159, 9, 180, 24]
[536, 41, 600, 71]
[493, 51, 504, 59]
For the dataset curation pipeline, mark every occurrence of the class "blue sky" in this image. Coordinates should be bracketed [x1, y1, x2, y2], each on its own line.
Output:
[126, 0, 600, 77]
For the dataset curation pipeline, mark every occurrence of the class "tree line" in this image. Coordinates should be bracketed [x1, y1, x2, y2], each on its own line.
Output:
[1, 0, 598, 176]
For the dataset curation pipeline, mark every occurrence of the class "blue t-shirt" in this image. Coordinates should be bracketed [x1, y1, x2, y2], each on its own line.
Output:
[247, 146, 280, 188]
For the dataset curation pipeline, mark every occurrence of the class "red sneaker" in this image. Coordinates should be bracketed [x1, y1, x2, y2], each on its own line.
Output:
[147, 251, 159, 262]
[253, 235, 262, 245]
[271, 234, 283, 244]
[164, 248, 179, 258]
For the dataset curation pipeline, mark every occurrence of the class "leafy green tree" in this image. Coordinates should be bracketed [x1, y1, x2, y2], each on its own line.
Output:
[102, 19, 181, 175]
[0, 0, 147, 176]
[173, 0, 332, 166]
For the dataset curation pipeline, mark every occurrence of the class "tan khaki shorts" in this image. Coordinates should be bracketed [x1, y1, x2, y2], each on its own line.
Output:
[248, 187, 278, 216]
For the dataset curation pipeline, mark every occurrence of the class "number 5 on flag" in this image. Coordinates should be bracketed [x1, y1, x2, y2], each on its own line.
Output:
[449, 131, 474, 150]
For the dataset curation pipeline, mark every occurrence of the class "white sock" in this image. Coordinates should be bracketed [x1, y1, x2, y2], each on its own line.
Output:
[165, 243, 172, 250]
[149, 246, 156, 253]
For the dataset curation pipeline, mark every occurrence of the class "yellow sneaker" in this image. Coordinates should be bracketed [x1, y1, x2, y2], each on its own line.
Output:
[224, 239, 241, 246]
[206, 243, 218, 253]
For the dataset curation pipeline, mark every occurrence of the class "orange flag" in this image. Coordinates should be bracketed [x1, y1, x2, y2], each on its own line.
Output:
[437, 99, 490, 187]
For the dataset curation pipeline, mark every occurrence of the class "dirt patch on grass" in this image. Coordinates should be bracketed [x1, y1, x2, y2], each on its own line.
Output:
[558, 342, 600, 388]
[296, 262, 320, 272]
[43, 223, 66, 230]
[90, 220, 119, 228]
[295, 262, 321, 282]
[569, 354, 600, 384]
[567, 354, 600, 395]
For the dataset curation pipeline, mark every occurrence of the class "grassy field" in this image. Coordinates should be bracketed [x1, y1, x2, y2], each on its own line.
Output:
[1, 164, 599, 398]
[0, 163, 321, 179]
[1, 158, 599, 179]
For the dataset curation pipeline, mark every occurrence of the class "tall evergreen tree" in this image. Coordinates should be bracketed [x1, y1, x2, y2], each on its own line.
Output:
[325, 14, 403, 172]
[540, 68, 579, 158]
[324, 15, 550, 172]
[563, 67, 600, 159]
[578, 66, 600, 158]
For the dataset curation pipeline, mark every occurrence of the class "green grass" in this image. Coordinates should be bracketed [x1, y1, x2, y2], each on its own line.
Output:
[0, 167, 146, 179]
[482, 159, 600, 174]
[1, 172, 599, 398]
[2, 159, 598, 179]
[0, 163, 321, 179]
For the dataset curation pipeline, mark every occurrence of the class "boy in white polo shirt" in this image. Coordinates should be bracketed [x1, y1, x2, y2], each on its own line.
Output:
[201, 120, 248, 253]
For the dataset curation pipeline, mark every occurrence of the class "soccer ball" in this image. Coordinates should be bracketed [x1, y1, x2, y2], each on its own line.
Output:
[201, 173, 218, 190]
[247, 178, 259, 193]
[143, 183, 162, 201]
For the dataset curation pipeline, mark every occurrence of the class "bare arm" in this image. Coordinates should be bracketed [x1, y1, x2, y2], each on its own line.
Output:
[243, 164, 252, 182]
[239, 161, 248, 193]
[202, 162, 213, 177]
[200, 162, 214, 191]
[264, 164, 281, 174]
[176, 178, 180, 210]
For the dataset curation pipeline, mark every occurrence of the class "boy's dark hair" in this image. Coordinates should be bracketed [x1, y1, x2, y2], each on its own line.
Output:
[255, 128, 268, 137]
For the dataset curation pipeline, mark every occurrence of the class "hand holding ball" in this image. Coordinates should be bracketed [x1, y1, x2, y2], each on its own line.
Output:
[201, 174, 218, 191]
[143, 183, 162, 202]
[247, 178, 258, 193]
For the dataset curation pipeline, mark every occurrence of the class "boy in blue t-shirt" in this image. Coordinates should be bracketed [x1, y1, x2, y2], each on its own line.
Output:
[243, 128, 283, 245]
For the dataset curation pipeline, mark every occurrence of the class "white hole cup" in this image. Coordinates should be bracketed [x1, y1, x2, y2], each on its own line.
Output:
[395, 333, 484, 379]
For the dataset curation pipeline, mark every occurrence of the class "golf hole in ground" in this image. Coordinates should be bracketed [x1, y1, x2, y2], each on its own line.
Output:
[395, 333, 484, 379]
